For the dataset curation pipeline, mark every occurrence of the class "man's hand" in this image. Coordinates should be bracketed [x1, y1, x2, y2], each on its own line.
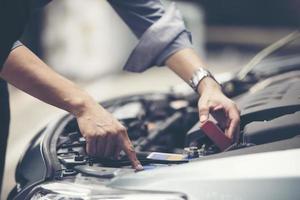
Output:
[165, 48, 240, 142]
[197, 78, 240, 142]
[75, 101, 143, 170]
[1, 46, 143, 171]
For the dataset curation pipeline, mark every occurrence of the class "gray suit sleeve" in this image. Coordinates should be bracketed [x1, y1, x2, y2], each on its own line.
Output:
[108, 0, 192, 72]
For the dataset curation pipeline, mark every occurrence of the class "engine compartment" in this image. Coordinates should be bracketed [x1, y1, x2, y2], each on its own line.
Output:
[56, 93, 201, 176]
[8, 31, 300, 199]
[10, 70, 300, 200]
[53, 71, 300, 179]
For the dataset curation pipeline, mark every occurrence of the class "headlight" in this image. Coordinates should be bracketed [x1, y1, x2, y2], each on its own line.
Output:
[29, 182, 186, 200]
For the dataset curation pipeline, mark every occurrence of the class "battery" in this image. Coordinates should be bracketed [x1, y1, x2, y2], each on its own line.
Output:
[201, 120, 232, 151]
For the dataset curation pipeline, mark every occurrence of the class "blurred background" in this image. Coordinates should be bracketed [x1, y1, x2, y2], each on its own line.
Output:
[2, 0, 299, 199]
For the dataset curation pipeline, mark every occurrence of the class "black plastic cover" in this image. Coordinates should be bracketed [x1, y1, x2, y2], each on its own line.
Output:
[239, 73, 300, 126]
[243, 111, 300, 144]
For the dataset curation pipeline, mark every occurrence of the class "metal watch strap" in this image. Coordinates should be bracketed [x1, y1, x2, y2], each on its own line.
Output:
[188, 68, 218, 92]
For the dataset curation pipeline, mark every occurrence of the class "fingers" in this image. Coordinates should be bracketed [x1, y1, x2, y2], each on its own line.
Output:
[84, 124, 142, 170]
[86, 137, 96, 157]
[114, 145, 122, 160]
[104, 133, 116, 158]
[225, 103, 241, 142]
[211, 106, 227, 130]
[77, 105, 142, 170]
[198, 98, 210, 124]
[96, 134, 106, 157]
[84, 128, 118, 158]
[198, 94, 241, 143]
[119, 128, 143, 171]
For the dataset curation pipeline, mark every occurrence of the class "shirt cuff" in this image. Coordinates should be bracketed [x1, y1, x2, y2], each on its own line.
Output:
[123, 3, 192, 73]
[155, 31, 193, 66]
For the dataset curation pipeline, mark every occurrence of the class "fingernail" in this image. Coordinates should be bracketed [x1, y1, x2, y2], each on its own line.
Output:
[135, 164, 144, 171]
[200, 114, 208, 123]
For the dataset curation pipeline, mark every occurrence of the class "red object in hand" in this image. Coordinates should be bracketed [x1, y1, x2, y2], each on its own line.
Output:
[201, 120, 232, 151]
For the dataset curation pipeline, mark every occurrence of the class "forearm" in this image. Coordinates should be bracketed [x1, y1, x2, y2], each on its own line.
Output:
[165, 48, 221, 95]
[0, 46, 142, 166]
[0, 46, 94, 116]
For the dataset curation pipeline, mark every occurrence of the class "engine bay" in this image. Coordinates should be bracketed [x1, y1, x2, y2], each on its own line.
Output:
[53, 71, 300, 179]
[8, 32, 300, 200]
[56, 93, 205, 178]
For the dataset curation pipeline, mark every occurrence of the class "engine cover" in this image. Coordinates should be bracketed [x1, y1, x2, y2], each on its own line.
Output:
[239, 71, 300, 144]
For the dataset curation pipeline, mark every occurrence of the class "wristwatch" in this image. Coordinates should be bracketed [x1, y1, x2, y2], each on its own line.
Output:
[188, 67, 218, 92]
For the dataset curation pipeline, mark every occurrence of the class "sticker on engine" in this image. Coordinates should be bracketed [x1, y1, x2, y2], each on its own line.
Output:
[147, 152, 187, 161]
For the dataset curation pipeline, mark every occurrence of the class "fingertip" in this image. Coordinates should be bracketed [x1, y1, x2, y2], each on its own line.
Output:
[200, 114, 209, 123]
[134, 163, 144, 171]
[224, 130, 233, 141]
[123, 143, 142, 170]
[131, 156, 143, 171]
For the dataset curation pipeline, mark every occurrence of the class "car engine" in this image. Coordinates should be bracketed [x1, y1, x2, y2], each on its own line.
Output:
[9, 50, 300, 199]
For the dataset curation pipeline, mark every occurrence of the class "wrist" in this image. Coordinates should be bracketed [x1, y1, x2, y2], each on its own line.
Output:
[197, 77, 222, 95]
[67, 94, 96, 117]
